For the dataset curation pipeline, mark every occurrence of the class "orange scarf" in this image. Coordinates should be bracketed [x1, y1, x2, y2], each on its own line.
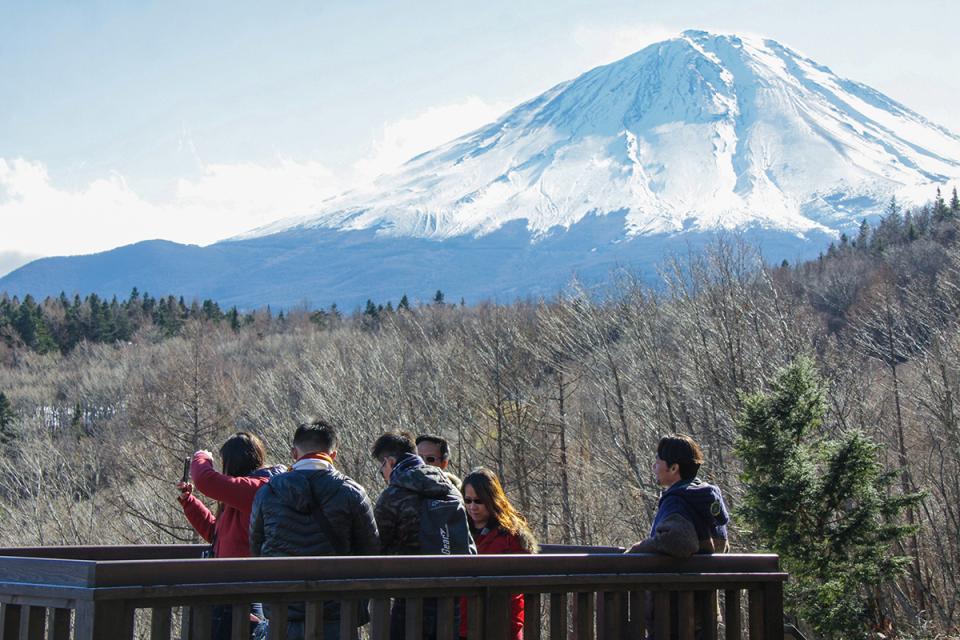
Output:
[296, 452, 335, 465]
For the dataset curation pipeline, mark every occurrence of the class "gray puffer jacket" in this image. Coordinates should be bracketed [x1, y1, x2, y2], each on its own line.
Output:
[375, 453, 463, 555]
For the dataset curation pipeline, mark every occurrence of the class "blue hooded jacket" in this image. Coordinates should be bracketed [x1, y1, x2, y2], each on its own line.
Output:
[650, 478, 729, 545]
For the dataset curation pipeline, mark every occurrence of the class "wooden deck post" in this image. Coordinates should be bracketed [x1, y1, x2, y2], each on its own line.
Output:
[763, 581, 785, 640]
[484, 589, 511, 640]
[50, 608, 72, 640]
[74, 601, 134, 640]
[0, 603, 20, 640]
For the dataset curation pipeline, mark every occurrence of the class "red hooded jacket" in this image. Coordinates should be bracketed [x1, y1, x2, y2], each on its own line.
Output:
[459, 527, 529, 639]
[177, 451, 283, 558]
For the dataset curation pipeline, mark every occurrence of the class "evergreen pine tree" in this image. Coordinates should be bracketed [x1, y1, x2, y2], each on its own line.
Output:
[70, 401, 83, 433]
[950, 187, 960, 216]
[433, 290, 445, 305]
[855, 219, 870, 249]
[201, 299, 223, 321]
[97, 298, 117, 343]
[0, 391, 15, 448]
[933, 187, 950, 220]
[736, 358, 921, 639]
[227, 307, 241, 332]
[398, 294, 410, 311]
[905, 210, 918, 242]
[309, 309, 328, 328]
[13, 295, 56, 353]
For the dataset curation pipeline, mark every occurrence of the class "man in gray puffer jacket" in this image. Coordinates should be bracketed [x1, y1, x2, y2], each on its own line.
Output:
[250, 419, 380, 640]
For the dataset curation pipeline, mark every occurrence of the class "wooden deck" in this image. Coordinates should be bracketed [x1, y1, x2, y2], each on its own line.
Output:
[0, 545, 786, 639]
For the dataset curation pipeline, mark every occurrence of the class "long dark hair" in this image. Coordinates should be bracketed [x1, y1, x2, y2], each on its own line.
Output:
[213, 432, 266, 519]
[219, 432, 266, 477]
[461, 468, 538, 552]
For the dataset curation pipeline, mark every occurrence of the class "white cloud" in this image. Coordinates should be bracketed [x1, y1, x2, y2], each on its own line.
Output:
[0, 157, 343, 260]
[0, 96, 514, 262]
[175, 159, 340, 231]
[352, 96, 512, 180]
[0, 250, 41, 278]
[571, 23, 681, 66]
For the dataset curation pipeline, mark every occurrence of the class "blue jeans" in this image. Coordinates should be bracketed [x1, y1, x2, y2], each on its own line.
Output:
[211, 603, 265, 640]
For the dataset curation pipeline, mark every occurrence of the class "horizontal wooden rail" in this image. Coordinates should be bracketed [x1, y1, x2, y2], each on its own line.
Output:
[0, 546, 787, 640]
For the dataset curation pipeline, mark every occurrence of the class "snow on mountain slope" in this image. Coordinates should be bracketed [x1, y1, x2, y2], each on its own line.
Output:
[241, 30, 960, 243]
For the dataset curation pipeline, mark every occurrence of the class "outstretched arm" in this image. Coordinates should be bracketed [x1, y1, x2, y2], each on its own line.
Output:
[626, 513, 699, 558]
[190, 451, 265, 511]
[177, 483, 217, 543]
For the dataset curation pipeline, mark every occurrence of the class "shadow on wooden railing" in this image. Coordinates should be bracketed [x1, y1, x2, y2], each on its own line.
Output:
[0, 544, 786, 640]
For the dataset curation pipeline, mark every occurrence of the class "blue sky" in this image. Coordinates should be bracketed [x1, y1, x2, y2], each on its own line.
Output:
[2, 0, 959, 275]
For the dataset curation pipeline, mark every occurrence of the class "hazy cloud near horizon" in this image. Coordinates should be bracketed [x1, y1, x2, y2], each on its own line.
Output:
[0, 250, 41, 279]
[0, 94, 515, 260]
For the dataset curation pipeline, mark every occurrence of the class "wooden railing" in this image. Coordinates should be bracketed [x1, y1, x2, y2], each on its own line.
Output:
[0, 545, 786, 640]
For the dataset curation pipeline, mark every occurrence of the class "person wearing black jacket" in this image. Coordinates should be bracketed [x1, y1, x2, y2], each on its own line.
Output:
[250, 419, 380, 640]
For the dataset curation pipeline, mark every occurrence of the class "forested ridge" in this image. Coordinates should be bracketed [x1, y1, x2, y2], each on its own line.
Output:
[2, 188, 960, 638]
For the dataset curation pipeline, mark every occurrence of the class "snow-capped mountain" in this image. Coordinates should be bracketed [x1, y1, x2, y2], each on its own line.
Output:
[242, 29, 960, 244]
[3, 30, 959, 309]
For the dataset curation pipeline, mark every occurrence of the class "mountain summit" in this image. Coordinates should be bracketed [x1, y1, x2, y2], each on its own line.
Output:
[4, 31, 960, 308]
[244, 30, 960, 243]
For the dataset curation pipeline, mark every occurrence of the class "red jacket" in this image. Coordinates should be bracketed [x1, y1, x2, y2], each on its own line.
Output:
[460, 528, 529, 639]
[178, 451, 282, 559]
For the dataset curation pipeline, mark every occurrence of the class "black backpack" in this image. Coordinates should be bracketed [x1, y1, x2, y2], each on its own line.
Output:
[418, 495, 477, 555]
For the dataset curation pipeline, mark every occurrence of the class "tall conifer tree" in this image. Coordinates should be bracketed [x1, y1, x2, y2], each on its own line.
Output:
[736, 357, 921, 639]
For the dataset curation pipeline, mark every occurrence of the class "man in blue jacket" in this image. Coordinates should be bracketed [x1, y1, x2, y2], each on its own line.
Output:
[628, 434, 729, 556]
[627, 434, 730, 639]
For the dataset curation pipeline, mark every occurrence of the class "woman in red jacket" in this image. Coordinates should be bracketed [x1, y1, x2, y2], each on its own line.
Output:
[177, 432, 285, 640]
[459, 468, 538, 640]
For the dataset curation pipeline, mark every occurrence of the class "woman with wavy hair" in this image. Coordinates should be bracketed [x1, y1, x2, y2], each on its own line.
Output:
[459, 468, 538, 640]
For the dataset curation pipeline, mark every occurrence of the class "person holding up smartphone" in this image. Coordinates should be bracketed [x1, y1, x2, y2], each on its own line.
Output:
[177, 432, 286, 640]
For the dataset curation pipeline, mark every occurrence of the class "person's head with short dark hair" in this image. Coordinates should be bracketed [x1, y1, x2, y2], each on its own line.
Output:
[372, 432, 416, 483]
[219, 432, 266, 477]
[655, 434, 705, 484]
[416, 434, 450, 469]
[292, 418, 338, 457]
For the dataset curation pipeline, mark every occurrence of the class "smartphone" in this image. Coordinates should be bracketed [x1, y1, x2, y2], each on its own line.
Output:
[181, 457, 191, 483]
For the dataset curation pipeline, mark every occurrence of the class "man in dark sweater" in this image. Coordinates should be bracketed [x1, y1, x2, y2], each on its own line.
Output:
[627, 434, 729, 556]
[626, 434, 730, 639]
[250, 419, 380, 640]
